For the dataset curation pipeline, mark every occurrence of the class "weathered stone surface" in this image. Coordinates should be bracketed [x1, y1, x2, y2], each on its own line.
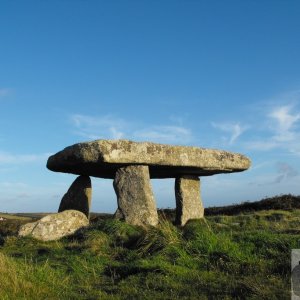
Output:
[113, 165, 158, 226]
[175, 176, 204, 226]
[58, 175, 92, 218]
[47, 139, 251, 179]
[18, 210, 89, 241]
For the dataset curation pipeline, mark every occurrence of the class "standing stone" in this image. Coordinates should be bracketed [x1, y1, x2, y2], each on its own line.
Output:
[175, 175, 204, 226]
[113, 165, 158, 226]
[58, 175, 92, 218]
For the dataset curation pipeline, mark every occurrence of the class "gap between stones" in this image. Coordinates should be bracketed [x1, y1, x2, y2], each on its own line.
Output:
[59, 165, 203, 227]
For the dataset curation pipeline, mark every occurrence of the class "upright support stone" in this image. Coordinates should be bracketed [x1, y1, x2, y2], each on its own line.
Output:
[58, 175, 92, 218]
[175, 175, 204, 226]
[113, 165, 158, 226]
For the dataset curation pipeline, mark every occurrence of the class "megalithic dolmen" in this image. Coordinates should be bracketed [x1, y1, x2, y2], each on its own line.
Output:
[47, 139, 251, 226]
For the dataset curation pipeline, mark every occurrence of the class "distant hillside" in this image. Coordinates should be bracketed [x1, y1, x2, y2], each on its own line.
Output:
[0, 213, 34, 221]
[2, 194, 299, 221]
[205, 194, 300, 216]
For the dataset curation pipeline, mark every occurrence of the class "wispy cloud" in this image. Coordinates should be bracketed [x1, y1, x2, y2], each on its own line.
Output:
[134, 125, 193, 144]
[247, 103, 300, 154]
[0, 88, 12, 98]
[273, 162, 299, 184]
[0, 152, 51, 164]
[70, 114, 126, 140]
[211, 122, 248, 144]
[246, 140, 279, 151]
[70, 114, 194, 145]
[0, 181, 28, 189]
[269, 105, 300, 142]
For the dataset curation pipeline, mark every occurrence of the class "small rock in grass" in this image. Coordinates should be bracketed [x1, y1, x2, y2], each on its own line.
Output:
[18, 210, 89, 241]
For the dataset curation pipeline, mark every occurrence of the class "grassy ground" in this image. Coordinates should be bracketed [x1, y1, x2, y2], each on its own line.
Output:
[0, 197, 299, 299]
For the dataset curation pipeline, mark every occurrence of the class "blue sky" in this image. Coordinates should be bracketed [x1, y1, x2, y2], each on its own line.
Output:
[0, 0, 300, 213]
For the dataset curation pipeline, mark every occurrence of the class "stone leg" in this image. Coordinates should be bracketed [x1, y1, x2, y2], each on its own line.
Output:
[175, 175, 204, 226]
[58, 175, 92, 219]
[113, 165, 158, 226]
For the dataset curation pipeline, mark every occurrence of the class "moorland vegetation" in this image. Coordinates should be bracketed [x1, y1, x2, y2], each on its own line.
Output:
[0, 194, 299, 299]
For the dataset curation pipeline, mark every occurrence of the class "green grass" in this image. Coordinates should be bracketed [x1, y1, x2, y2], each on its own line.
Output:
[1, 205, 299, 299]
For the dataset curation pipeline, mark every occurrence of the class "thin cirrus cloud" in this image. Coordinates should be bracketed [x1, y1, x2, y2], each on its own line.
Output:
[247, 104, 300, 154]
[71, 114, 126, 140]
[251, 162, 300, 186]
[0, 152, 51, 164]
[0, 88, 12, 98]
[211, 122, 248, 145]
[273, 162, 299, 184]
[134, 126, 193, 144]
[70, 114, 194, 145]
[269, 105, 300, 142]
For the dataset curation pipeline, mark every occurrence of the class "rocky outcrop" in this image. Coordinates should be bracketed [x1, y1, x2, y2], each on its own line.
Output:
[113, 165, 158, 226]
[175, 176, 204, 226]
[47, 139, 251, 179]
[58, 175, 92, 218]
[18, 210, 89, 241]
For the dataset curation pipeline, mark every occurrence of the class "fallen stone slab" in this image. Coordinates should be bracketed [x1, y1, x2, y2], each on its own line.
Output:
[18, 210, 89, 241]
[47, 139, 251, 179]
[58, 175, 92, 218]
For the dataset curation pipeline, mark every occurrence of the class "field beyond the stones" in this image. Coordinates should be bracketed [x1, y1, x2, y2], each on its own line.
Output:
[0, 195, 299, 299]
